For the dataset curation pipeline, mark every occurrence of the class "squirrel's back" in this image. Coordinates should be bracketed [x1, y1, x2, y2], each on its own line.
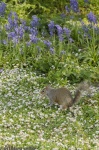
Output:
[51, 87, 73, 106]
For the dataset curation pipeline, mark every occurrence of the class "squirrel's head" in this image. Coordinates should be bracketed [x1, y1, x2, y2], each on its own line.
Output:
[41, 88, 46, 95]
[41, 85, 51, 95]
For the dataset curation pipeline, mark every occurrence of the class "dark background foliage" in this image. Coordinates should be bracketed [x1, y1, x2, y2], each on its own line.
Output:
[3, 0, 99, 18]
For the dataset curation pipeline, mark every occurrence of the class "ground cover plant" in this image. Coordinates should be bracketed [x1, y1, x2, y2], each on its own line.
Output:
[0, 68, 99, 149]
[0, 0, 99, 149]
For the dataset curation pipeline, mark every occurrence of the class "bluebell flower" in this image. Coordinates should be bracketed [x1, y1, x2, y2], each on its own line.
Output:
[87, 12, 97, 24]
[55, 25, 63, 35]
[63, 27, 71, 38]
[43, 40, 52, 48]
[5, 12, 18, 30]
[2, 40, 7, 45]
[15, 26, 24, 39]
[48, 21, 55, 36]
[60, 13, 66, 19]
[70, 0, 79, 12]
[29, 34, 38, 43]
[29, 27, 38, 36]
[0, 68, 3, 73]
[49, 47, 55, 54]
[8, 25, 24, 43]
[12, 37, 19, 44]
[81, 21, 89, 33]
[84, 0, 89, 3]
[81, 21, 92, 38]
[5, 12, 26, 44]
[69, 38, 74, 43]
[8, 32, 16, 39]
[65, 6, 70, 13]
[8, 32, 19, 44]
[9, 12, 18, 23]
[5, 24, 11, 30]
[30, 15, 39, 27]
[55, 25, 63, 41]
[20, 19, 28, 31]
[0, 2, 6, 16]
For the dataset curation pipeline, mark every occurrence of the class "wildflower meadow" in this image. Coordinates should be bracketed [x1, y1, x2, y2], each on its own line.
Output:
[0, 0, 99, 150]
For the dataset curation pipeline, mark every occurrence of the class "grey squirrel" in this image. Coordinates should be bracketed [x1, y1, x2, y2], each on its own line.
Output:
[41, 81, 89, 109]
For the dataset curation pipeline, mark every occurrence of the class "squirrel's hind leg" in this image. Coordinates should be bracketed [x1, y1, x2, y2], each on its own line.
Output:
[60, 104, 68, 110]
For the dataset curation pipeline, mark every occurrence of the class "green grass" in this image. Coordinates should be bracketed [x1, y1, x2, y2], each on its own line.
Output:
[0, 68, 99, 150]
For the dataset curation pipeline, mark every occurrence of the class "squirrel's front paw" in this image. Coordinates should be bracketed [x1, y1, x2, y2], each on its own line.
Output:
[47, 103, 53, 107]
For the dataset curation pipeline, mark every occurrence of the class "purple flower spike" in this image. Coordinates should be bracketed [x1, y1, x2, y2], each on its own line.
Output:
[0, 2, 6, 16]
[5, 12, 18, 30]
[2, 40, 7, 45]
[8, 32, 16, 39]
[70, 0, 79, 13]
[0, 69, 3, 73]
[29, 34, 38, 43]
[48, 21, 55, 36]
[63, 27, 71, 38]
[15, 26, 24, 39]
[29, 27, 38, 36]
[43, 40, 52, 48]
[31, 15, 39, 27]
[50, 47, 55, 54]
[84, 0, 89, 3]
[55, 25, 63, 41]
[87, 12, 97, 24]
[65, 6, 70, 13]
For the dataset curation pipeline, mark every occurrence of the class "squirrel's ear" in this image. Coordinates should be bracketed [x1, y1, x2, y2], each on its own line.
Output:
[46, 85, 51, 90]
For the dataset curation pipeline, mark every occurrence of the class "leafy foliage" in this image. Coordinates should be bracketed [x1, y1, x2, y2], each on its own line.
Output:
[0, 1, 99, 84]
[3, 0, 99, 19]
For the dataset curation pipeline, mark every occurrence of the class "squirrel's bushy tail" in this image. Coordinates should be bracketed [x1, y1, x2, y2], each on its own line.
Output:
[73, 81, 89, 105]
